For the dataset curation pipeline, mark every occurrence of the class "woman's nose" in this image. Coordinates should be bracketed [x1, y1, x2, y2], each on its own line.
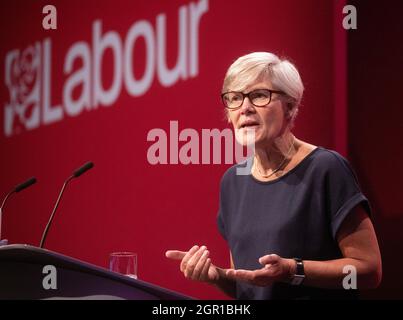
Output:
[240, 96, 255, 114]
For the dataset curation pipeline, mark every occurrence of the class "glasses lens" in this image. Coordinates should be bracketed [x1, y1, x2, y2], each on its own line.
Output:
[250, 89, 271, 106]
[223, 92, 243, 109]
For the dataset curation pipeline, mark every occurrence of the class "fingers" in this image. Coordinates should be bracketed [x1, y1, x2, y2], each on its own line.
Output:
[165, 250, 187, 260]
[226, 268, 254, 281]
[191, 249, 210, 280]
[184, 246, 207, 277]
[227, 267, 267, 280]
[166, 245, 214, 282]
[201, 258, 211, 280]
[180, 245, 200, 272]
[226, 267, 278, 287]
[259, 254, 280, 266]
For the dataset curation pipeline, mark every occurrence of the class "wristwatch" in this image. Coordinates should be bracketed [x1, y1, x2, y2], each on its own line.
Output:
[289, 258, 305, 286]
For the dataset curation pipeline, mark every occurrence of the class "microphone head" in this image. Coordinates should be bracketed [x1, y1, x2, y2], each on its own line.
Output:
[15, 177, 37, 193]
[72, 161, 94, 178]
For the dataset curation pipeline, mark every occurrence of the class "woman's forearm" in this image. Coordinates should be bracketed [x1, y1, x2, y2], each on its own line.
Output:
[289, 257, 382, 289]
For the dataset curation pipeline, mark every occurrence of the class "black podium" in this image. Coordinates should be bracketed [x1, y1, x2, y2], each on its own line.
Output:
[0, 244, 192, 300]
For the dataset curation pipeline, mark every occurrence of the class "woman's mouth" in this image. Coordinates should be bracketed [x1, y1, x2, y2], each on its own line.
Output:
[239, 120, 260, 129]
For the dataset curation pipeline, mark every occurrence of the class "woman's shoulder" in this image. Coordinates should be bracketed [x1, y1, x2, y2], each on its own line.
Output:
[312, 146, 349, 164]
[306, 145, 356, 176]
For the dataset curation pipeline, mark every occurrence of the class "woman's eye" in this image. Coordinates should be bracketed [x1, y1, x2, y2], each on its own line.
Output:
[252, 93, 267, 99]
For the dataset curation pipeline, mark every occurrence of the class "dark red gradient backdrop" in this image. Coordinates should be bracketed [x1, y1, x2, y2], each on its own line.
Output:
[348, 0, 403, 299]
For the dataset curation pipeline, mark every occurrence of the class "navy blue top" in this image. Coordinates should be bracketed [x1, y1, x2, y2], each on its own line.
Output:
[217, 147, 371, 300]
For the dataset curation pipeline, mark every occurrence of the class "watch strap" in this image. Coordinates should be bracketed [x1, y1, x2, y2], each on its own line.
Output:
[290, 258, 305, 286]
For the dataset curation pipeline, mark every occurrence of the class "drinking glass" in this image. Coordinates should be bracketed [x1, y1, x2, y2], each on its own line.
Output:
[109, 252, 137, 279]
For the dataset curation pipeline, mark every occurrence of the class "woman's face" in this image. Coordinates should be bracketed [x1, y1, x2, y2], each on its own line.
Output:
[227, 78, 289, 148]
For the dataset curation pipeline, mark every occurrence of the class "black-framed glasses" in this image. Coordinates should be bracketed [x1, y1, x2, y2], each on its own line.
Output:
[221, 88, 285, 110]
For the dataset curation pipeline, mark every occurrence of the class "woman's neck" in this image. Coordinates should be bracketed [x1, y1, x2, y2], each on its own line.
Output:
[254, 131, 297, 175]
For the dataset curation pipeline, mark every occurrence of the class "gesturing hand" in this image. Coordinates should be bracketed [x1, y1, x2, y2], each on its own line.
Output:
[165, 245, 220, 284]
[225, 254, 293, 286]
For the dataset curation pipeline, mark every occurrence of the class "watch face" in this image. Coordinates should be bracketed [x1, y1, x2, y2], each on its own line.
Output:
[295, 259, 304, 274]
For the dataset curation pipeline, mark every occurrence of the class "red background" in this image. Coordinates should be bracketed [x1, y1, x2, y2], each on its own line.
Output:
[0, 0, 401, 299]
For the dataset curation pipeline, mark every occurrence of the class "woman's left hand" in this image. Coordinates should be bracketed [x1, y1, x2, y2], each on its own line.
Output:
[225, 254, 294, 286]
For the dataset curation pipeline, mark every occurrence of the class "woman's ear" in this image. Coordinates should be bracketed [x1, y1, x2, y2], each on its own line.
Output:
[282, 102, 292, 120]
[286, 101, 297, 120]
[286, 103, 293, 119]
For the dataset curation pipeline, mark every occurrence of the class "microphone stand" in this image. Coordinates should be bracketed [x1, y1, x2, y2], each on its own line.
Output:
[39, 160, 93, 248]
[0, 191, 15, 245]
[39, 175, 74, 249]
[0, 209, 8, 245]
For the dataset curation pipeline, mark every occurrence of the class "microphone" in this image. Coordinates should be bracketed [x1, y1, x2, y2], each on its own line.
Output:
[39, 162, 94, 248]
[14, 177, 37, 193]
[1, 177, 37, 242]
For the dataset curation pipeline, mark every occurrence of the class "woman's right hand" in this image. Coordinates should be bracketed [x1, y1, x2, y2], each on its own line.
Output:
[165, 245, 220, 284]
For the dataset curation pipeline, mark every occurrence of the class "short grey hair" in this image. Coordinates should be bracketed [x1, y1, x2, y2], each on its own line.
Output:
[222, 52, 304, 123]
